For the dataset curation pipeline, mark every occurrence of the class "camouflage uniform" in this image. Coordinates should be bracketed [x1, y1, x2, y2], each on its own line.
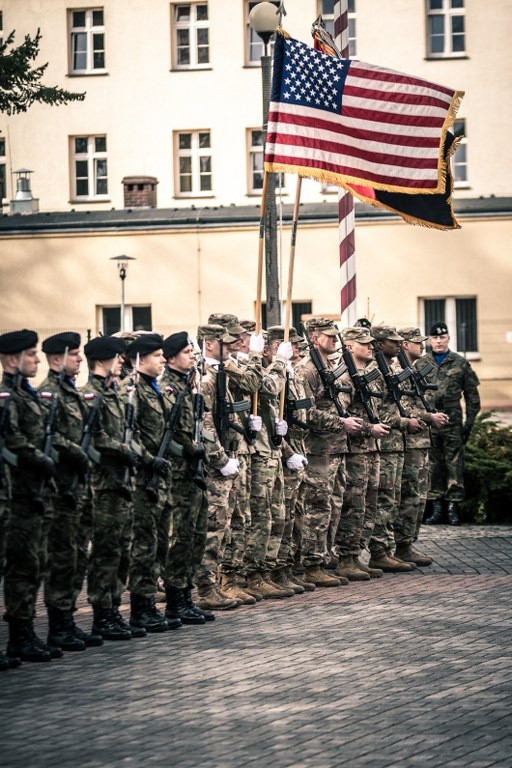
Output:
[0, 392, 14, 588]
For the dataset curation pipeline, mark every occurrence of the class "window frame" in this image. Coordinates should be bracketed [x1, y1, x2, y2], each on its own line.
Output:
[173, 129, 213, 198]
[171, 2, 210, 70]
[70, 135, 109, 202]
[452, 118, 468, 188]
[421, 295, 479, 359]
[245, 0, 281, 66]
[426, 0, 466, 59]
[98, 304, 153, 335]
[68, 8, 107, 75]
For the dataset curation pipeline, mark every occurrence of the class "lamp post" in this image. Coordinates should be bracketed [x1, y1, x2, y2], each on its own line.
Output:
[110, 255, 136, 331]
[249, 1, 283, 327]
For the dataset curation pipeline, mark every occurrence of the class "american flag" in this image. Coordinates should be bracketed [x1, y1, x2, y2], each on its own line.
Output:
[265, 33, 464, 195]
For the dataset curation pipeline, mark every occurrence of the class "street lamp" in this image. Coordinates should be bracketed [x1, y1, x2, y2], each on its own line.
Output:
[110, 254, 136, 331]
[249, 1, 284, 327]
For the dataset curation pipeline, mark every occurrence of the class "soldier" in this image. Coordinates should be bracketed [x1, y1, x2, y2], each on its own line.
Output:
[160, 332, 212, 625]
[299, 318, 364, 588]
[38, 331, 102, 652]
[82, 335, 145, 641]
[0, 330, 60, 663]
[396, 327, 449, 563]
[424, 322, 481, 526]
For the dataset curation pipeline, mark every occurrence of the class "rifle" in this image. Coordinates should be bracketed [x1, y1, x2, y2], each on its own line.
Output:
[119, 353, 142, 497]
[301, 324, 350, 418]
[34, 351, 68, 510]
[397, 348, 438, 414]
[145, 370, 193, 502]
[215, 340, 249, 452]
[371, 341, 415, 418]
[339, 340, 382, 424]
[192, 353, 209, 490]
[0, 393, 18, 489]
[284, 373, 311, 431]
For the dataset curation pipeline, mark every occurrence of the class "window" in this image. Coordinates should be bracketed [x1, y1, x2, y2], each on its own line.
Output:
[71, 136, 108, 200]
[174, 130, 212, 196]
[427, 0, 465, 57]
[422, 297, 478, 355]
[247, 129, 285, 194]
[69, 8, 106, 74]
[172, 3, 209, 68]
[318, 0, 357, 57]
[261, 301, 312, 331]
[245, 1, 281, 65]
[0, 138, 6, 201]
[452, 118, 468, 186]
[100, 305, 152, 335]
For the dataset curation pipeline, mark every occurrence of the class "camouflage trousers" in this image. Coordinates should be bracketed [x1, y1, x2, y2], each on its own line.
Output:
[195, 469, 235, 587]
[242, 454, 279, 575]
[396, 447, 429, 545]
[369, 451, 404, 554]
[221, 453, 250, 574]
[302, 453, 345, 567]
[429, 423, 465, 502]
[73, 485, 94, 609]
[265, 457, 285, 571]
[0, 494, 8, 584]
[44, 493, 83, 612]
[163, 458, 208, 589]
[336, 453, 369, 557]
[360, 452, 380, 551]
[129, 478, 172, 599]
[277, 465, 305, 568]
[87, 489, 133, 608]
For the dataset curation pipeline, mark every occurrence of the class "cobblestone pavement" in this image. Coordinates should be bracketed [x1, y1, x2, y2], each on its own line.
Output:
[1, 525, 512, 768]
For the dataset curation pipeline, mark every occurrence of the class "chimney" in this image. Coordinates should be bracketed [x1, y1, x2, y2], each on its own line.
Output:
[10, 169, 40, 214]
[122, 176, 158, 208]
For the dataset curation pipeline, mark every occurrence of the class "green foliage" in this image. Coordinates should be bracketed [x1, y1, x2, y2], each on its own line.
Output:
[0, 29, 85, 115]
[461, 412, 512, 524]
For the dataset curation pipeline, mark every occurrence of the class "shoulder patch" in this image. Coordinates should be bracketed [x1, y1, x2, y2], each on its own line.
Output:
[0, 392, 10, 399]
[165, 386, 176, 394]
[40, 391, 54, 399]
[83, 393, 96, 400]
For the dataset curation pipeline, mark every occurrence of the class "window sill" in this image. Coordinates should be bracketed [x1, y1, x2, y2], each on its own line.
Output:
[459, 352, 480, 362]
[454, 183, 471, 190]
[173, 194, 215, 200]
[69, 198, 111, 204]
[424, 55, 469, 61]
[246, 191, 288, 198]
[170, 66, 213, 72]
[67, 71, 109, 77]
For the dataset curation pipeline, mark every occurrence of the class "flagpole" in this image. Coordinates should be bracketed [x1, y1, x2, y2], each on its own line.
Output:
[253, 169, 269, 417]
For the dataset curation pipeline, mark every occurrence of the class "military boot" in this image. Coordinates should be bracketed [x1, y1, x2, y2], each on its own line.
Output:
[368, 550, 413, 573]
[271, 567, 304, 594]
[0, 650, 22, 670]
[303, 565, 345, 587]
[336, 555, 371, 582]
[354, 558, 384, 579]
[291, 570, 316, 592]
[245, 572, 289, 600]
[184, 585, 216, 621]
[165, 585, 206, 624]
[395, 543, 433, 567]
[387, 548, 417, 569]
[425, 499, 444, 525]
[130, 594, 171, 632]
[447, 502, 461, 526]
[261, 570, 295, 597]
[92, 606, 132, 641]
[69, 610, 104, 647]
[218, 573, 257, 606]
[7, 618, 52, 663]
[112, 603, 148, 637]
[235, 573, 263, 601]
[195, 583, 239, 611]
[283, 567, 305, 594]
[47, 607, 86, 652]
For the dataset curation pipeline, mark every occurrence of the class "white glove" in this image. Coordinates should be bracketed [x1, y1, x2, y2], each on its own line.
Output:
[219, 457, 240, 478]
[249, 333, 265, 353]
[274, 418, 288, 437]
[286, 362, 295, 378]
[286, 453, 308, 470]
[248, 414, 262, 432]
[276, 341, 293, 360]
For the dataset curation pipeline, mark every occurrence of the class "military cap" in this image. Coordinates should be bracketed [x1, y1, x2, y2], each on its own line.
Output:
[342, 327, 374, 344]
[429, 321, 449, 336]
[240, 319, 256, 333]
[163, 331, 191, 359]
[125, 333, 164, 359]
[84, 336, 126, 361]
[356, 318, 372, 329]
[371, 326, 404, 341]
[0, 329, 38, 355]
[207, 313, 245, 335]
[398, 327, 428, 343]
[197, 324, 237, 344]
[304, 317, 339, 336]
[267, 326, 303, 344]
[42, 331, 81, 354]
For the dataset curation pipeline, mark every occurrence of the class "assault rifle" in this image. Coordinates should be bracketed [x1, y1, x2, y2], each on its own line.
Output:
[371, 341, 415, 418]
[119, 353, 142, 497]
[396, 348, 438, 414]
[301, 324, 350, 418]
[339, 340, 382, 425]
[0, 393, 18, 489]
[192, 353, 209, 490]
[215, 341, 249, 452]
[34, 352, 68, 510]
[284, 373, 311, 431]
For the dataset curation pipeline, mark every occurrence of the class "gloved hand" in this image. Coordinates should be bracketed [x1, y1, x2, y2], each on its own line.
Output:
[249, 333, 265, 353]
[189, 442, 206, 459]
[35, 454, 56, 479]
[274, 419, 288, 437]
[67, 446, 90, 474]
[286, 453, 308, 471]
[248, 414, 262, 432]
[462, 422, 473, 444]
[286, 362, 295, 378]
[151, 456, 171, 478]
[219, 457, 239, 478]
[276, 341, 293, 360]
[120, 444, 140, 467]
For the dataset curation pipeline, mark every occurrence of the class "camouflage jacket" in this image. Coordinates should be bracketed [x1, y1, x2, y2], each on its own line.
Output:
[283, 368, 309, 457]
[224, 353, 264, 456]
[160, 366, 197, 462]
[368, 360, 409, 453]
[38, 370, 86, 483]
[342, 368, 380, 454]
[253, 355, 287, 458]
[423, 349, 480, 427]
[299, 355, 350, 456]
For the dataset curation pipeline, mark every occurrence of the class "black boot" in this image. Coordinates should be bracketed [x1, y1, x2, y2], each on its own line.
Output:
[0, 650, 22, 670]
[112, 603, 147, 638]
[425, 500, 445, 525]
[165, 586, 205, 625]
[129, 594, 173, 633]
[7, 618, 52, 663]
[69, 611, 104, 647]
[92, 606, 132, 641]
[447, 501, 461, 526]
[47, 607, 86, 652]
[184, 585, 215, 622]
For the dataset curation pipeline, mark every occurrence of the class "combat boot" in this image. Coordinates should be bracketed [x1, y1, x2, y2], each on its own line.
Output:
[395, 543, 433, 567]
[368, 550, 413, 573]
[112, 604, 148, 637]
[354, 558, 384, 578]
[261, 570, 295, 597]
[245, 572, 288, 600]
[283, 567, 305, 594]
[272, 567, 304, 594]
[425, 499, 444, 525]
[0, 650, 22, 670]
[7, 618, 52, 662]
[184, 585, 216, 621]
[387, 549, 417, 569]
[291, 570, 316, 592]
[165, 585, 206, 624]
[92, 606, 132, 641]
[195, 583, 239, 611]
[447, 502, 461, 526]
[336, 555, 371, 582]
[69, 610, 104, 647]
[303, 565, 345, 587]
[130, 594, 171, 632]
[235, 574, 263, 601]
[47, 607, 86, 652]
[218, 573, 257, 606]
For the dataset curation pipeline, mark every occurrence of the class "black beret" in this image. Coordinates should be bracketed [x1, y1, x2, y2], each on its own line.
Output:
[42, 331, 81, 354]
[84, 336, 126, 361]
[0, 329, 38, 354]
[125, 333, 163, 358]
[356, 318, 372, 329]
[429, 322, 449, 336]
[163, 332, 191, 359]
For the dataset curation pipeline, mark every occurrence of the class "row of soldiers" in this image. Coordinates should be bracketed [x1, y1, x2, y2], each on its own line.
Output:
[0, 315, 474, 670]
